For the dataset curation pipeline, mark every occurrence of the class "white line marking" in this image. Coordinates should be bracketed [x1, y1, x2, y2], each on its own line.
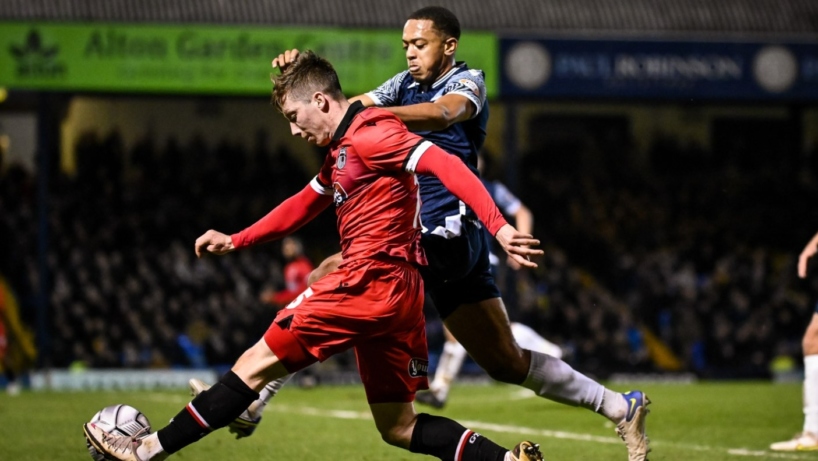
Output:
[268, 403, 816, 459]
[141, 394, 813, 460]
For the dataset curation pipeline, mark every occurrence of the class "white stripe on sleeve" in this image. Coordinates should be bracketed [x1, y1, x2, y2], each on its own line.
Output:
[404, 141, 434, 174]
[310, 177, 333, 195]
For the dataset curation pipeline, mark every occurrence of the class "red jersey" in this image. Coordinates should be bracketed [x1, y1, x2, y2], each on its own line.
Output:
[231, 101, 507, 262]
[311, 103, 426, 264]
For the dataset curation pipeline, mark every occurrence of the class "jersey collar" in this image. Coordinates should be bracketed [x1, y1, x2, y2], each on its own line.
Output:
[332, 100, 366, 143]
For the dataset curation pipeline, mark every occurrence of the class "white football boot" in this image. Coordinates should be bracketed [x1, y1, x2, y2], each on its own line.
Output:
[770, 432, 818, 451]
[616, 390, 651, 461]
[508, 441, 544, 461]
[83, 422, 148, 461]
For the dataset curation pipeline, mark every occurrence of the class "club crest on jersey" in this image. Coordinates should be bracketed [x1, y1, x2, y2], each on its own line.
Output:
[337, 147, 347, 169]
[407, 358, 428, 378]
[333, 182, 348, 206]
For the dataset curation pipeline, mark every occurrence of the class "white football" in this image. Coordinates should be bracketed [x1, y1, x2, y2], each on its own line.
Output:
[86, 404, 151, 461]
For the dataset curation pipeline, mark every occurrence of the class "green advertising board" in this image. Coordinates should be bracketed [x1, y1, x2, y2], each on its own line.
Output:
[0, 22, 497, 97]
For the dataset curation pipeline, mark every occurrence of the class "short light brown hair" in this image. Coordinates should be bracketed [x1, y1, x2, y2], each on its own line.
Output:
[271, 50, 343, 112]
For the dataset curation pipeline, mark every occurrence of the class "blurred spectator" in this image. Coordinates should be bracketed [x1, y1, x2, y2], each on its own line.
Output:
[260, 236, 314, 307]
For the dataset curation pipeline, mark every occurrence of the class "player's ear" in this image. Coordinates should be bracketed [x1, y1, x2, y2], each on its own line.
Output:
[313, 92, 328, 111]
[444, 37, 457, 57]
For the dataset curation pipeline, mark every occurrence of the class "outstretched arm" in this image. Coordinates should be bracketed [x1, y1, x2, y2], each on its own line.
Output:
[414, 145, 542, 268]
[272, 49, 474, 131]
[195, 183, 332, 258]
[799, 230, 818, 278]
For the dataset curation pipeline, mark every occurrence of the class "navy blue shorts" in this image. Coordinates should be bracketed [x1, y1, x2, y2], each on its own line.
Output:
[419, 218, 501, 319]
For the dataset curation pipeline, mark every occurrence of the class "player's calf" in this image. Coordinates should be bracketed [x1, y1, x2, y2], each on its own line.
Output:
[408, 413, 545, 460]
[189, 378, 265, 439]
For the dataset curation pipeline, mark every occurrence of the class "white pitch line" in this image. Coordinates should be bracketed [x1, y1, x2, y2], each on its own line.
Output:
[142, 394, 813, 460]
[268, 403, 816, 460]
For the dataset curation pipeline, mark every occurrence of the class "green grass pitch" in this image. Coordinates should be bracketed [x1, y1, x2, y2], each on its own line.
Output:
[0, 381, 810, 460]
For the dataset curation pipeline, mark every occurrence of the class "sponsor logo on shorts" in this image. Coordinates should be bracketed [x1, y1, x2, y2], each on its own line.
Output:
[408, 358, 428, 378]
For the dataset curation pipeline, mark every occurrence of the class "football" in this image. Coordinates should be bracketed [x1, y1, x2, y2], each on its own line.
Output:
[85, 404, 151, 461]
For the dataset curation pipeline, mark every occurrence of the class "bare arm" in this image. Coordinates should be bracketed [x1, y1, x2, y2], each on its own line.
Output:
[380, 93, 475, 132]
[799, 230, 818, 278]
[273, 49, 475, 131]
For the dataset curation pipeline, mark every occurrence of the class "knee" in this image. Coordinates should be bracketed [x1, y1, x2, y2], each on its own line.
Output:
[480, 349, 530, 384]
[376, 423, 412, 449]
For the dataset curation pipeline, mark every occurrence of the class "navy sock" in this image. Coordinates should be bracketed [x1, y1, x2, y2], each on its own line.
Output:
[409, 413, 507, 461]
[157, 371, 259, 454]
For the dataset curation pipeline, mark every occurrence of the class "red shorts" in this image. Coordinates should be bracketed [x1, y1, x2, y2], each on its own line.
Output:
[264, 257, 429, 404]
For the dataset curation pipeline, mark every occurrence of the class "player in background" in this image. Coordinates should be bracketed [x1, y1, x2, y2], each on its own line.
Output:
[84, 51, 545, 461]
[416, 151, 562, 409]
[207, 7, 649, 461]
[771, 230, 818, 451]
[260, 236, 314, 307]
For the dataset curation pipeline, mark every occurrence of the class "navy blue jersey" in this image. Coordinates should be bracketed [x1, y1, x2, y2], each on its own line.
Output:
[367, 62, 488, 238]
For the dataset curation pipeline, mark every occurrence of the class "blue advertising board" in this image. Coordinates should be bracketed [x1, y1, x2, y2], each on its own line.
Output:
[500, 38, 818, 100]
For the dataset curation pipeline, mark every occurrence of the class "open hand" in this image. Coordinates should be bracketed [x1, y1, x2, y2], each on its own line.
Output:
[494, 224, 543, 269]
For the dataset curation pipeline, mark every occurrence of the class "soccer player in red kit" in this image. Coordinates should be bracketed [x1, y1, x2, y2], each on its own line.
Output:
[84, 51, 544, 461]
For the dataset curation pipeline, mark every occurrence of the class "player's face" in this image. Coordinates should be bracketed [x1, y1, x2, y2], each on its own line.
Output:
[402, 19, 456, 85]
[280, 94, 332, 147]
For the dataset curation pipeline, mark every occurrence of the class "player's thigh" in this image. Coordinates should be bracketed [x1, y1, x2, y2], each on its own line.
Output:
[356, 323, 429, 405]
[232, 339, 291, 392]
[804, 313, 818, 354]
[369, 401, 417, 448]
[443, 297, 529, 383]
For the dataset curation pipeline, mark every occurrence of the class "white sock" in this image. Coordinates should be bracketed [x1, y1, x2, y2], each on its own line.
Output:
[252, 374, 294, 418]
[136, 433, 168, 460]
[804, 355, 818, 434]
[600, 389, 628, 423]
[430, 341, 467, 401]
[522, 350, 605, 412]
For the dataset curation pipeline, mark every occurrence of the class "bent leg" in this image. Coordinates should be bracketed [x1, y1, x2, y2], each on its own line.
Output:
[443, 297, 529, 384]
[101, 340, 288, 460]
[445, 297, 623, 419]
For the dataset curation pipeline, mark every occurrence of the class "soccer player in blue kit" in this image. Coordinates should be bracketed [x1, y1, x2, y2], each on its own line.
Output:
[194, 6, 650, 460]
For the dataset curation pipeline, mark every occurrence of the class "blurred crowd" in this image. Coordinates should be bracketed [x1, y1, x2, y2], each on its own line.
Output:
[3, 129, 818, 380]
[513, 137, 818, 378]
[1, 130, 337, 371]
